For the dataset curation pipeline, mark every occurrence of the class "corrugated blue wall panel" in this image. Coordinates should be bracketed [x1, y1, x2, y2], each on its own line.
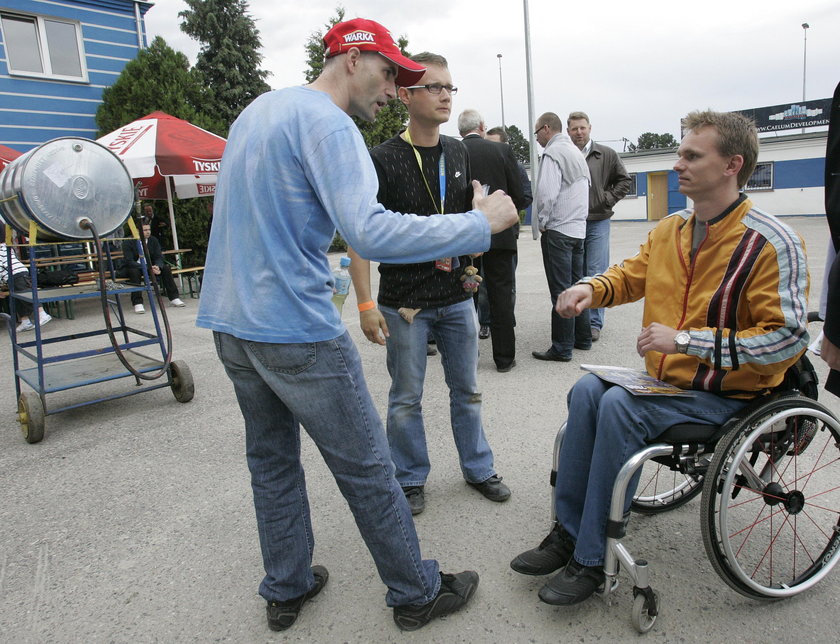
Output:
[0, 93, 99, 112]
[0, 124, 98, 145]
[0, 109, 96, 129]
[0, 0, 146, 148]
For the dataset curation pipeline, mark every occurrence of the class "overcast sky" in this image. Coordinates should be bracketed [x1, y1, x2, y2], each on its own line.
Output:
[144, 1, 839, 150]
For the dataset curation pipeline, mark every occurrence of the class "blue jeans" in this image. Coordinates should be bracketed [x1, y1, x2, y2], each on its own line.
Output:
[213, 331, 440, 607]
[540, 230, 590, 357]
[554, 373, 747, 566]
[584, 219, 611, 330]
[380, 299, 496, 486]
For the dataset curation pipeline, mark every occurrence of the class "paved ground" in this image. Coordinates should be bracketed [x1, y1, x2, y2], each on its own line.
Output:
[1, 217, 839, 643]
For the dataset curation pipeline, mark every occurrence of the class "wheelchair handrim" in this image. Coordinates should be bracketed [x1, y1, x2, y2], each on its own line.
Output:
[716, 406, 840, 598]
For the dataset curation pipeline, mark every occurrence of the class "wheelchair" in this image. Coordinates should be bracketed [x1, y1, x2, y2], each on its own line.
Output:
[549, 357, 840, 633]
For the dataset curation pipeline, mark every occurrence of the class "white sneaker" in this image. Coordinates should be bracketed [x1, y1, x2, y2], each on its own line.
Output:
[39, 312, 52, 326]
[170, 298, 186, 307]
[134, 303, 146, 314]
[16, 319, 35, 333]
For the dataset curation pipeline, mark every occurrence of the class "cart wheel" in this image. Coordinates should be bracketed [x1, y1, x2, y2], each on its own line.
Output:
[18, 392, 45, 444]
[170, 360, 195, 403]
[631, 589, 659, 633]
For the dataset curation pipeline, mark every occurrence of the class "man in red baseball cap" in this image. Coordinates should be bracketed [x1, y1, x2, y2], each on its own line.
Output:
[200, 15, 519, 635]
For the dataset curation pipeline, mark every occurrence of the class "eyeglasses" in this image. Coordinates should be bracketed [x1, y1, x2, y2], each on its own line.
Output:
[404, 83, 458, 95]
[534, 124, 546, 135]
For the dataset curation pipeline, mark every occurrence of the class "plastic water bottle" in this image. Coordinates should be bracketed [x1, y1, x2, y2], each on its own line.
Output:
[331, 256, 352, 313]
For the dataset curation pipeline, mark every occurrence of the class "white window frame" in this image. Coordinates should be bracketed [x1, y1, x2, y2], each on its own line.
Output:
[746, 161, 774, 192]
[1, 11, 89, 82]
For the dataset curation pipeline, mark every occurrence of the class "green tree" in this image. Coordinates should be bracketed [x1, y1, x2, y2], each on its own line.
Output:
[304, 6, 410, 149]
[95, 36, 217, 136]
[179, 0, 271, 135]
[628, 132, 678, 152]
[505, 125, 530, 164]
[95, 37, 218, 267]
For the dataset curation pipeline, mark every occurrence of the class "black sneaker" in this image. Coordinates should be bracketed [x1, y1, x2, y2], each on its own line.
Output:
[404, 486, 426, 515]
[393, 570, 479, 631]
[538, 559, 604, 605]
[266, 565, 329, 631]
[467, 475, 511, 502]
[479, 325, 490, 339]
[510, 523, 575, 575]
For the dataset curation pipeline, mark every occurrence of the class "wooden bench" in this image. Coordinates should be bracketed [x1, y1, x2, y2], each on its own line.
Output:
[171, 266, 204, 298]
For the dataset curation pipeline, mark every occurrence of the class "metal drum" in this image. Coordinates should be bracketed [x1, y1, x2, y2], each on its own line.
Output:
[0, 137, 134, 240]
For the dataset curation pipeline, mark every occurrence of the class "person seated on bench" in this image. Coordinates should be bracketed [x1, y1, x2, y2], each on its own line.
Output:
[118, 222, 185, 313]
[1, 242, 52, 332]
[510, 110, 810, 606]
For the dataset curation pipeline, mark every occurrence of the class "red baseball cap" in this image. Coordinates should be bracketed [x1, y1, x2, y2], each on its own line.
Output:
[323, 18, 426, 87]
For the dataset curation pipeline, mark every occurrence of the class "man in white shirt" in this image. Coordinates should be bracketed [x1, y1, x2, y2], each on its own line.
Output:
[531, 112, 591, 361]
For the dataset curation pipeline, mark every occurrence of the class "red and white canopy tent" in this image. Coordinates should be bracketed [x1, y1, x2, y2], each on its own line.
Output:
[0, 143, 22, 172]
[97, 111, 226, 251]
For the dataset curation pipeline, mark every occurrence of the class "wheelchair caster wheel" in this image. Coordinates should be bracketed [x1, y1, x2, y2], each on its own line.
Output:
[631, 588, 659, 633]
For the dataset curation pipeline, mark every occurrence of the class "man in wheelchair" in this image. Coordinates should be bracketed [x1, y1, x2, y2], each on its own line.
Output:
[511, 110, 810, 606]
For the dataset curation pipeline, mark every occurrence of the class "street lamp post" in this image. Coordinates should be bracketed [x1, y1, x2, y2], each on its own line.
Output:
[801, 22, 809, 101]
[497, 53, 506, 129]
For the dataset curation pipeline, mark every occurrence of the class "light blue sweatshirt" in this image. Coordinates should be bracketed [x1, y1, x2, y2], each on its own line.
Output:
[197, 86, 491, 343]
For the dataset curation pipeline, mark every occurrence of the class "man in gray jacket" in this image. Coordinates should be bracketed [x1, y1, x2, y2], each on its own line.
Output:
[532, 112, 591, 362]
[568, 112, 632, 341]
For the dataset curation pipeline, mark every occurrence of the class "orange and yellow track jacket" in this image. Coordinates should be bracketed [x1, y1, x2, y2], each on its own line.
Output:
[588, 197, 810, 398]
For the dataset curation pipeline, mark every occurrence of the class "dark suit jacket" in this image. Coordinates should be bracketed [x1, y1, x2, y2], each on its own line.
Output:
[824, 80, 840, 396]
[461, 133, 528, 250]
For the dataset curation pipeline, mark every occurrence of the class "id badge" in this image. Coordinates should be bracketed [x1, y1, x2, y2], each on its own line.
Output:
[435, 257, 453, 272]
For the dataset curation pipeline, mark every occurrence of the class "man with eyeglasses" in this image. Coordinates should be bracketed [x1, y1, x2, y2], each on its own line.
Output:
[531, 112, 592, 363]
[199, 19, 518, 633]
[349, 52, 511, 520]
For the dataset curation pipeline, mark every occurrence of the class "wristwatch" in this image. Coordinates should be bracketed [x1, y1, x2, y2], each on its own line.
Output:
[574, 276, 595, 288]
[674, 330, 691, 354]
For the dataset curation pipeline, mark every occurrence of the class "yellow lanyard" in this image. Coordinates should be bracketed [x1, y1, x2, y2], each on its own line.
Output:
[403, 129, 446, 214]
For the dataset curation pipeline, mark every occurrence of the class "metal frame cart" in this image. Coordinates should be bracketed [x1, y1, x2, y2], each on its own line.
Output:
[2, 232, 194, 443]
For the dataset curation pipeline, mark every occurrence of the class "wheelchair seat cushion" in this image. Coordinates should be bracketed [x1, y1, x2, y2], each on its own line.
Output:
[656, 422, 719, 443]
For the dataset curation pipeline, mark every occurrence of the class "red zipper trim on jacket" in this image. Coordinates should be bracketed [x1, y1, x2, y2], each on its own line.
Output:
[657, 218, 709, 380]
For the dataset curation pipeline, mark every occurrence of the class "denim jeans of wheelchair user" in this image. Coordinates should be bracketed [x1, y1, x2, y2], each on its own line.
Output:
[554, 373, 747, 566]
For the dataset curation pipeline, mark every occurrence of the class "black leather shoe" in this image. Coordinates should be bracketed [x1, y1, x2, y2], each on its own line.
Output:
[538, 560, 604, 605]
[404, 486, 426, 515]
[467, 475, 511, 502]
[393, 570, 479, 631]
[496, 360, 516, 373]
[266, 565, 329, 631]
[510, 523, 575, 575]
[573, 343, 591, 351]
[479, 325, 490, 339]
[532, 349, 571, 362]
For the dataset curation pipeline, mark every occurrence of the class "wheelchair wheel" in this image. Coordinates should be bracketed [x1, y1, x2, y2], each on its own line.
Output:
[631, 461, 703, 514]
[701, 396, 840, 599]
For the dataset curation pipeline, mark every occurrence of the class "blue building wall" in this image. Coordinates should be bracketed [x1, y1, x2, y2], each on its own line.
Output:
[0, 0, 151, 152]
[667, 171, 686, 212]
[774, 157, 825, 189]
